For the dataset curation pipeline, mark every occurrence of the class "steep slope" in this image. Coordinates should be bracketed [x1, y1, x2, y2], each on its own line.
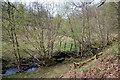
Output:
[59, 43, 119, 78]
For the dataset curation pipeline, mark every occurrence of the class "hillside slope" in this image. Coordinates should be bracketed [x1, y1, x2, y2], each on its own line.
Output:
[59, 43, 119, 78]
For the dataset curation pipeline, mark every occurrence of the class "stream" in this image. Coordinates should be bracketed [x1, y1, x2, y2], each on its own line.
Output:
[1, 67, 38, 75]
[1, 48, 101, 76]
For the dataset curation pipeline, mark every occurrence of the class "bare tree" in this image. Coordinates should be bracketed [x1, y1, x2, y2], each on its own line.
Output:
[7, 1, 23, 72]
[81, 2, 85, 57]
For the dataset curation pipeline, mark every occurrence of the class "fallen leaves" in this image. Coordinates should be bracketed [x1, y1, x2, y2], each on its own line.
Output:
[62, 52, 119, 78]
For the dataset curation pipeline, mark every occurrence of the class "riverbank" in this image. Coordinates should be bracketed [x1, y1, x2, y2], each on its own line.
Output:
[2, 42, 118, 78]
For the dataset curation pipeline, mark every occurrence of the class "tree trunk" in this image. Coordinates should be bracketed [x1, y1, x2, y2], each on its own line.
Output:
[81, 2, 85, 57]
[118, 2, 120, 59]
[7, 2, 23, 72]
[86, 4, 93, 56]
[47, 29, 51, 59]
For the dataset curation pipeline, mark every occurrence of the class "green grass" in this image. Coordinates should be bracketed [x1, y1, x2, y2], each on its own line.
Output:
[95, 68, 100, 73]
[115, 56, 120, 60]
[76, 61, 98, 72]
[76, 66, 88, 72]
[111, 49, 118, 55]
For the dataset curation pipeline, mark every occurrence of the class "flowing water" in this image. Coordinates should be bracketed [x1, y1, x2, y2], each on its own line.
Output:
[1, 67, 38, 75]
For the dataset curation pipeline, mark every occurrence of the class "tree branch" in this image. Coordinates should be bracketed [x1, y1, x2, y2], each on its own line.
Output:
[96, 0, 106, 7]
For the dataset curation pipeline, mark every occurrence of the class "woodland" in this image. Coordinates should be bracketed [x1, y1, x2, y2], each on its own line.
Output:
[1, 0, 120, 79]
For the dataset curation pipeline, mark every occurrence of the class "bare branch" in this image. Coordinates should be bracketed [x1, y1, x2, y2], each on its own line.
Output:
[96, 0, 106, 7]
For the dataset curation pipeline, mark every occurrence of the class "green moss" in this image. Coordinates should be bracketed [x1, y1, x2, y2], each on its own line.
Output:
[91, 62, 98, 66]
[115, 56, 120, 60]
[97, 52, 103, 56]
[95, 68, 100, 73]
[111, 49, 118, 55]
[76, 66, 88, 72]
[71, 66, 75, 69]
[72, 52, 103, 70]
[112, 38, 118, 42]
[57, 58, 65, 61]
[98, 59, 101, 61]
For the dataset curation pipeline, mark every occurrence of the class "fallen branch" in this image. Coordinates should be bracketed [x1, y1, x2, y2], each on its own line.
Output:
[23, 49, 41, 63]
[72, 52, 103, 69]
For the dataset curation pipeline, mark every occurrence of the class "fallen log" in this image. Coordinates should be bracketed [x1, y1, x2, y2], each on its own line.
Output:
[71, 52, 103, 69]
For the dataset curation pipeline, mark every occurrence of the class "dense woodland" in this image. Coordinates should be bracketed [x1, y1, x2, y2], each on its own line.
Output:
[1, 0, 120, 78]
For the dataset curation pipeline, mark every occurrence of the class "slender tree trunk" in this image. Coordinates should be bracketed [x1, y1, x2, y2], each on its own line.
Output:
[11, 28, 21, 72]
[11, 7, 23, 72]
[7, 2, 23, 72]
[105, 18, 109, 44]
[41, 28, 46, 55]
[50, 40, 54, 58]
[86, 4, 93, 56]
[86, 4, 90, 48]
[47, 29, 51, 59]
[13, 29, 23, 72]
[11, 11, 23, 71]
[81, 3, 85, 57]
[118, 2, 120, 60]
